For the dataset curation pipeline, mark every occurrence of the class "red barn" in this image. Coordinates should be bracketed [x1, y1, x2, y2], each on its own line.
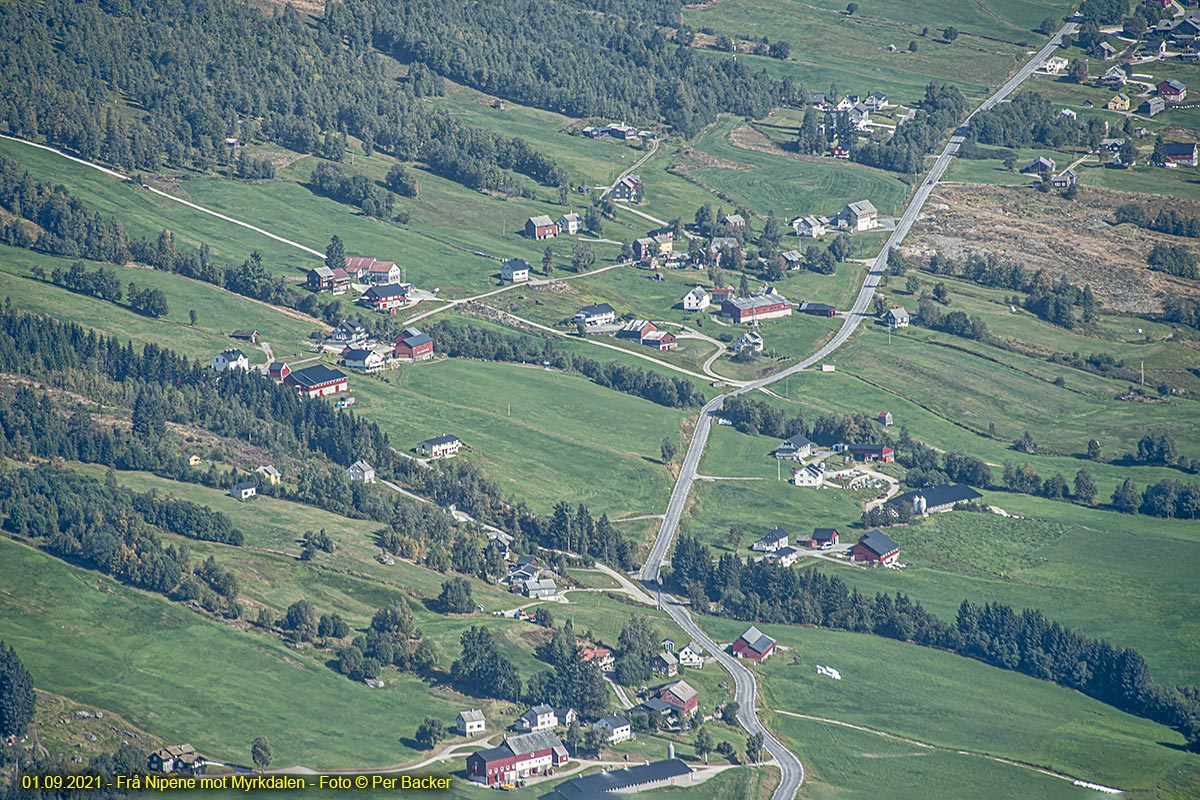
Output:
[853, 529, 900, 565]
[657, 680, 699, 716]
[798, 302, 837, 317]
[642, 331, 676, 350]
[840, 443, 895, 463]
[394, 328, 434, 361]
[722, 293, 793, 324]
[267, 361, 291, 381]
[466, 732, 568, 786]
[1158, 79, 1187, 103]
[731, 626, 777, 662]
[283, 364, 349, 398]
[525, 215, 557, 240]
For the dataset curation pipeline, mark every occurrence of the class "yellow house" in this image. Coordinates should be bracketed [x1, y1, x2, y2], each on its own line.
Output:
[1106, 93, 1129, 111]
[653, 234, 674, 256]
[256, 465, 282, 485]
[188, 454, 202, 467]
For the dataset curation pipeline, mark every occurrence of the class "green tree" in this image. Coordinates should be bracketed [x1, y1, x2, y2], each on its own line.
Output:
[438, 577, 474, 614]
[543, 246, 555, 275]
[1151, 136, 1167, 167]
[1039, 16, 1057, 35]
[415, 717, 447, 750]
[572, 242, 596, 272]
[720, 701, 740, 725]
[745, 732, 764, 763]
[385, 164, 419, 197]
[188, 309, 197, 325]
[846, 2, 858, 14]
[1074, 469, 1098, 505]
[284, 599, 317, 641]
[1112, 477, 1139, 513]
[533, 606, 554, 628]
[566, 718, 582, 753]
[1087, 439, 1102, 461]
[584, 205, 604, 236]
[325, 235, 345, 272]
[0, 641, 35, 738]
[908, 40, 919, 52]
[943, 26, 959, 42]
[251, 736, 272, 771]
[661, 437, 678, 464]
[615, 615, 658, 685]
[695, 727, 714, 764]
[1117, 140, 1137, 167]
[905, 274, 921, 294]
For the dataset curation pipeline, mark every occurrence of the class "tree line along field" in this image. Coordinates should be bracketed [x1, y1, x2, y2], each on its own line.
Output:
[694, 619, 1199, 798]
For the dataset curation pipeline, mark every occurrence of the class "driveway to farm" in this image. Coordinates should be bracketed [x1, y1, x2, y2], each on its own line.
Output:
[637, 21, 1080, 800]
[600, 137, 660, 200]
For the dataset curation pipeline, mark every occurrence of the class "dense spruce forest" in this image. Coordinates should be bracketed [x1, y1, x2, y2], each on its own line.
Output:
[0, 0, 564, 191]
[670, 535, 1200, 750]
[335, 0, 780, 137]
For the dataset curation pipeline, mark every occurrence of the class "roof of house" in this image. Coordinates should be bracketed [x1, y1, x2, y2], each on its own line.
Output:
[656, 651, 679, 665]
[846, 199, 877, 215]
[559, 212, 581, 222]
[217, 348, 247, 360]
[887, 483, 983, 509]
[811, 527, 839, 542]
[1161, 78, 1187, 92]
[288, 364, 348, 388]
[524, 578, 557, 593]
[230, 329, 258, 338]
[756, 527, 788, 545]
[643, 331, 674, 342]
[781, 249, 804, 261]
[779, 433, 812, 449]
[420, 434, 460, 447]
[792, 214, 824, 228]
[363, 283, 411, 300]
[368, 260, 399, 272]
[799, 302, 836, 313]
[722, 214, 745, 225]
[459, 709, 485, 722]
[268, 361, 288, 372]
[661, 680, 698, 704]
[552, 760, 691, 799]
[685, 286, 709, 299]
[1165, 142, 1198, 156]
[857, 529, 900, 557]
[332, 267, 350, 281]
[709, 236, 740, 250]
[529, 215, 555, 226]
[344, 348, 377, 361]
[154, 744, 198, 759]
[1100, 41, 1118, 53]
[869, 91, 887, 101]
[502, 258, 531, 271]
[398, 329, 433, 347]
[349, 459, 374, 472]
[503, 730, 567, 758]
[772, 546, 801, 559]
[727, 293, 791, 311]
[256, 465, 281, 477]
[887, 306, 910, 320]
[233, 480, 256, 491]
[595, 714, 631, 730]
[637, 697, 675, 714]
[577, 303, 616, 317]
[310, 266, 335, 279]
[334, 319, 367, 334]
[737, 625, 776, 654]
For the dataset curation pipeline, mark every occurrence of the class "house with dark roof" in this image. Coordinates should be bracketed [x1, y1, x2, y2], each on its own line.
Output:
[593, 715, 632, 744]
[885, 307, 909, 328]
[211, 349, 250, 372]
[515, 705, 559, 733]
[230, 481, 257, 501]
[343, 347, 385, 372]
[1142, 96, 1165, 116]
[230, 329, 259, 343]
[652, 651, 679, 677]
[466, 731, 568, 786]
[284, 364, 349, 398]
[751, 527, 789, 552]
[721, 213, 746, 228]
[610, 175, 643, 203]
[347, 459, 375, 483]
[807, 528, 839, 549]
[1020, 156, 1056, 175]
[770, 545, 802, 567]
[574, 303, 616, 327]
[732, 626, 776, 661]
[1051, 169, 1078, 189]
[328, 319, 369, 348]
[775, 433, 813, 461]
[550, 759, 691, 799]
[888, 483, 983, 514]
[852, 529, 900, 565]
[798, 302, 836, 317]
[618, 319, 657, 341]
[1165, 142, 1198, 167]
[501, 259, 531, 282]
[360, 283, 412, 313]
[835, 443, 895, 462]
[394, 328, 434, 361]
[148, 744, 206, 774]
[267, 361, 291, 381]
[307, 266, 335, 292]
[418, 434, 462, 459]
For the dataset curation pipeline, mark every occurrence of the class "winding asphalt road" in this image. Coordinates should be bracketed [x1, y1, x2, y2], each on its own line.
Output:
[637, 22, 1078, 800]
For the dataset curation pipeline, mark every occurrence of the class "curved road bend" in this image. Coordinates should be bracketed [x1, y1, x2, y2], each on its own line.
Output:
[637, 23, 1077, 800]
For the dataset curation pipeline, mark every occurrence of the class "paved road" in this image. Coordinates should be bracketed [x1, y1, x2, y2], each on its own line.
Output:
[636, 23, 1078, 800]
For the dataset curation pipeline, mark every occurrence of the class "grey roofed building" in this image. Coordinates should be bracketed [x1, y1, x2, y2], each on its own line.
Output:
[738, 625, 776, 654]
[635, 697, 675, 715]
[846, 199, 876, 216]
[885, 306, 910, 327]
[1020, 156, 1056, 174]
[887, 483, 983, 512]
[811, 527, 839, 544]
[550, 759, 692, 799]
[660, 679, 697, 705]
[751, 527, 789, 551]
[856, 528, 900, 558]
[775, 433, 813, 460]
[503, 730, 569, 759]
[523, 578, 558, 598]
[420, 434, 460, 447]
[287, 364, 347, 389]
[460, 709, 485, 723]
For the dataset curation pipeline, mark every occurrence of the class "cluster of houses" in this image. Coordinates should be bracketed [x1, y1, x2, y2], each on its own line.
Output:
[298, 319, 437, 374]
[1019, 156, 1079, 189]
[524, 211, 589, 241]
[790, 199, 878, 239]
[887, 483, 982, 515]
[751, 524, 900, 567]
[308, 257, 403, 294]
[148, 744, 206, 773]
[500, 556, 557, 598]
[617, 319, 677, 350]
[582, 123, 659, 141]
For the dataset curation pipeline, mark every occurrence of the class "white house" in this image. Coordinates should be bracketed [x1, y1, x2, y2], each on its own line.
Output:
[418, 434, 462, 458]
[230, 481, 257, 501]
[211, 348, 250, 372]
[556, 213, 582, 235]
[730, 330, 763, 354]
[791, 215, 826, 238]
[751, 527, 789, 552]
[682, 286, 710, 311]
[343, 348, 385, 372]
[770, 546, 803, 566]
[574, 303, 616, 327]
[593, 715, 632, 744]
[501, 259, 531, 283]
[885, 307, 910, 328]
[347, 459, 376, 483]
[677, 642, 704, 669]
[844, 200, 878, 231]
[1041, 56, 1068, 74]
[792, 463, 825, 488]
[516, 705, 558, 733]
[458, 710, 486, 737]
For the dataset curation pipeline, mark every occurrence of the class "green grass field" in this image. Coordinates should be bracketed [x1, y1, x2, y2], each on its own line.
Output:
[347, 357, 684, 518]
[684, 118, 910, 220]
[695, 620, 1198, 796]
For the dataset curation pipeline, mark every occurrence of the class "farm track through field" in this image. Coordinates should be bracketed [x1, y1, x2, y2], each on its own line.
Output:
[771, 710, 1123, 792]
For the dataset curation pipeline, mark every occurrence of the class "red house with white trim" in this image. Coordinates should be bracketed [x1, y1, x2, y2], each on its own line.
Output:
[465, 732, 569, 786]
[268, 362, 291, 381]
[360, 283, 412, 313]
[1158, 78, 1187, 103]
[283, 364, 349, 398]
[657, 680, 699, 716]
[394, 328, 434, 361]
[852, 529, 900, 565]
[722, 293, 793, 324]
[732, 626, 777, 662]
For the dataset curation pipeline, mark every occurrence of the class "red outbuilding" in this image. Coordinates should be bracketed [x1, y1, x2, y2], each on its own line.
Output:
[731, 626, 777, 662]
